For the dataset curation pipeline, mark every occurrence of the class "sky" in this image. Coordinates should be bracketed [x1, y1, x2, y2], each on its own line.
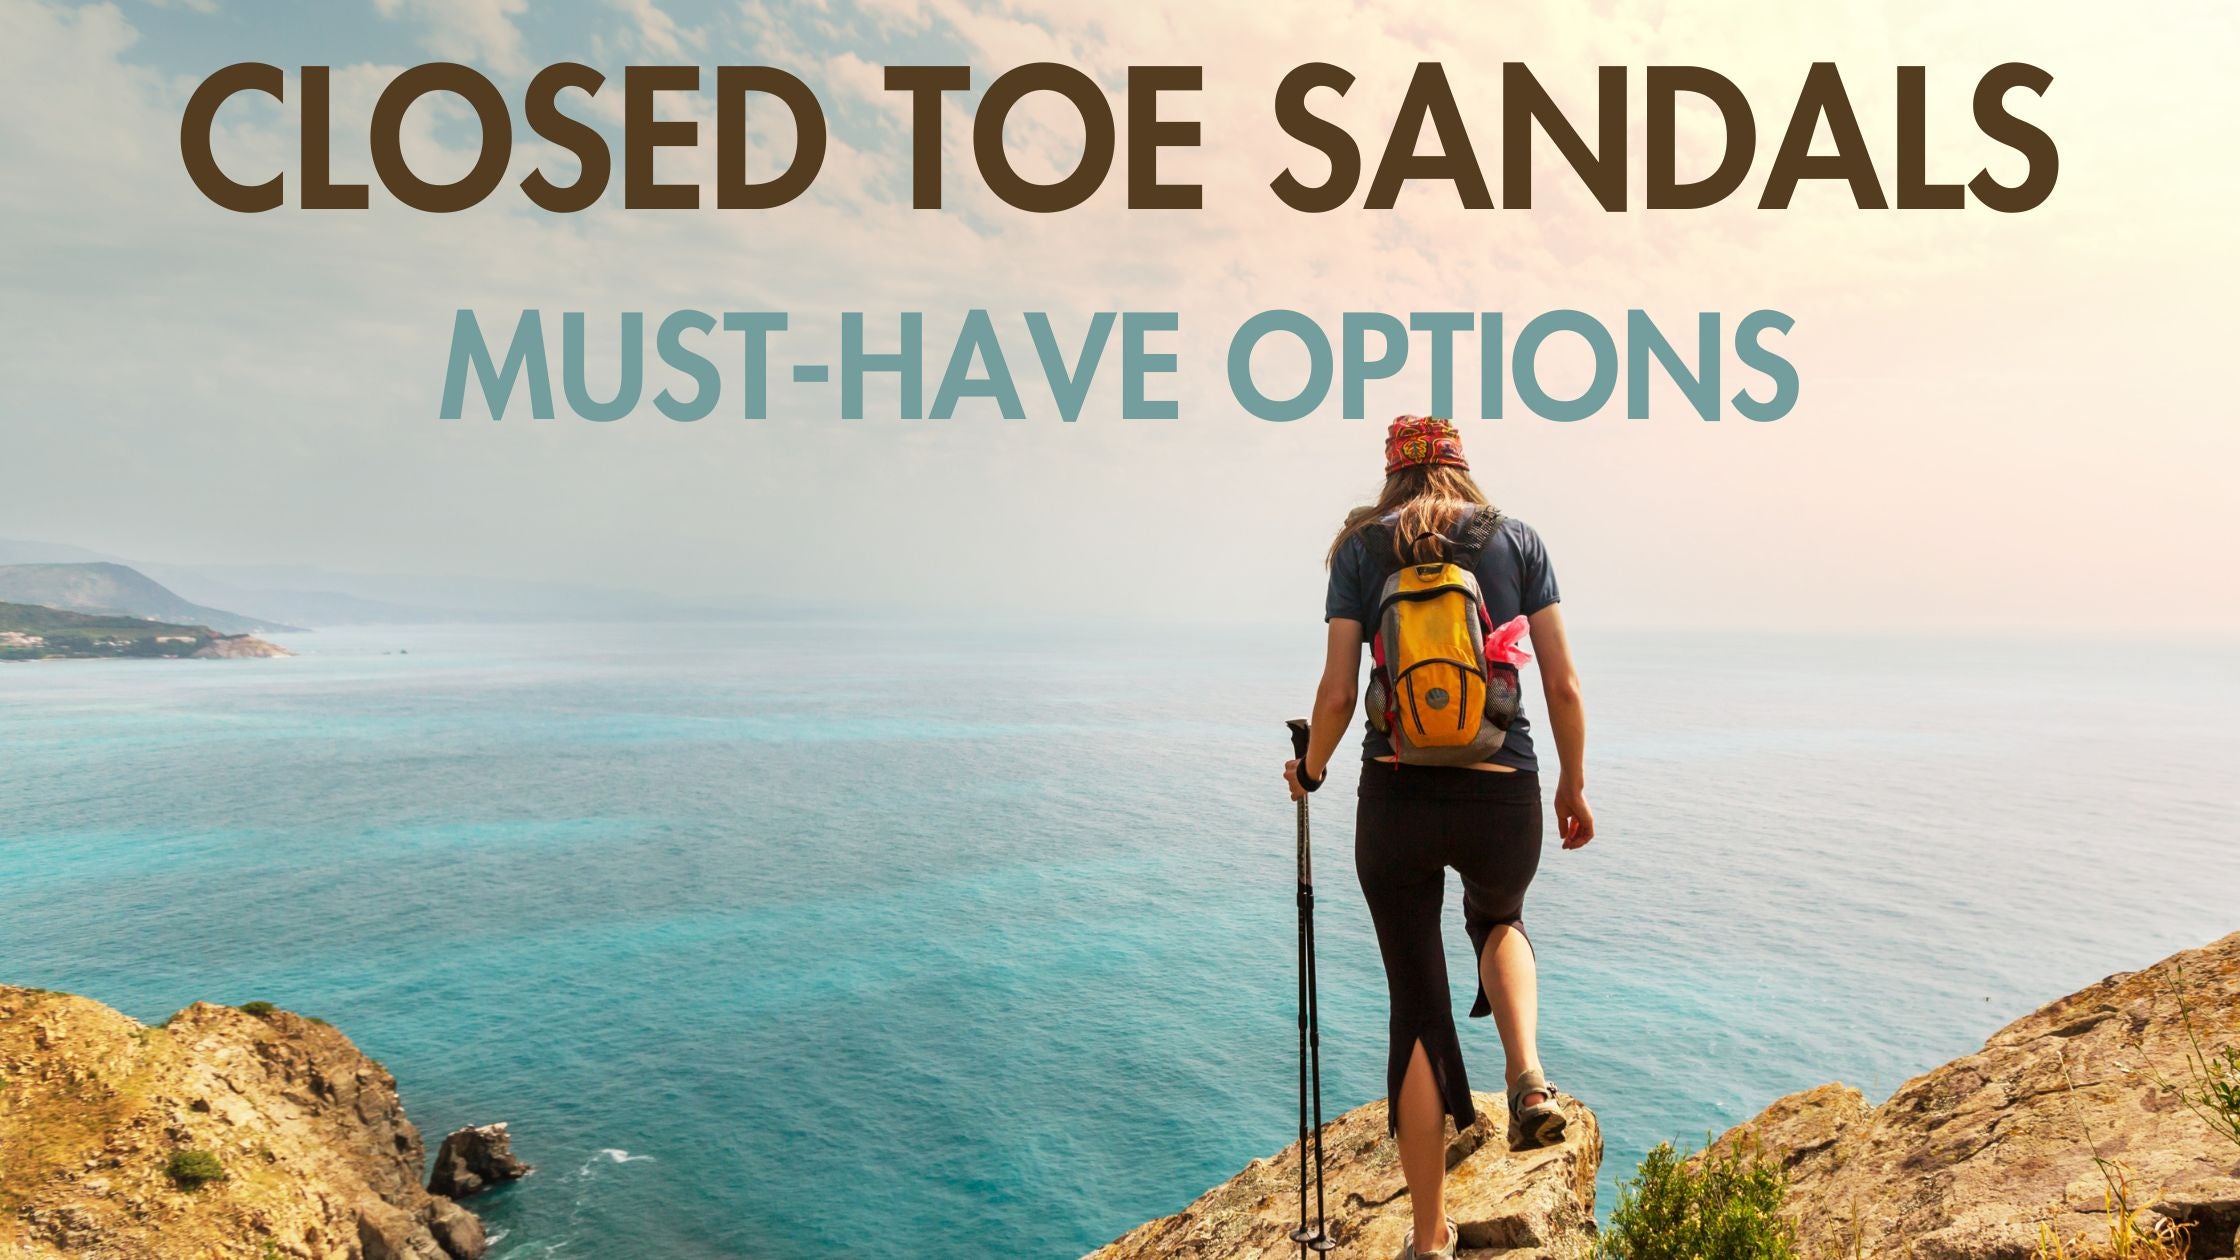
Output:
[2, 0, 2236, 631]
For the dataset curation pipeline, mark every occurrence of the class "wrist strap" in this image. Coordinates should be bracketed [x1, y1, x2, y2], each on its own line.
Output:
[1297, 763, 1324, 793]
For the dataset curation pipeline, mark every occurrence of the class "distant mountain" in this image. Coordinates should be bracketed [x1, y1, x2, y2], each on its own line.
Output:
[0, 563, 302, 634]
[0, 601, 207, 636]
[137, 561, 755, 625]
[133, 566, 437, 627]
[0, 540, 772, 627]
[0, 538, 120, 566]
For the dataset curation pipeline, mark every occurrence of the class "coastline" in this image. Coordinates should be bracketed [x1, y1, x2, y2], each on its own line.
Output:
[12, 933, 2230, 1258]
[4, 623, 2236, 1257]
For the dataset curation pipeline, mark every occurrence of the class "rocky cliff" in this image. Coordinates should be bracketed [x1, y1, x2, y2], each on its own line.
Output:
[1720, 930, 2240, 1259]
[1088, 1091, 1600, 1259]
[0, 988, 487, 1259]
[190, 634, 292, 659]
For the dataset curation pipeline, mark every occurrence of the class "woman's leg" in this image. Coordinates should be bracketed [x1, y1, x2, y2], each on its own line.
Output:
[1456, 778, 1548, 1109]
[1358, 777, 1477, 1251]
[1394, 1040, 1451, 1251]
[1475, 924, 1546, 1104]
[1361, 865, 1471, 1244]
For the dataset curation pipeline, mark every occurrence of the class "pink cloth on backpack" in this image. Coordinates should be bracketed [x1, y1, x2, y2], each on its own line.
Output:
[1487, 614, 1532, 666]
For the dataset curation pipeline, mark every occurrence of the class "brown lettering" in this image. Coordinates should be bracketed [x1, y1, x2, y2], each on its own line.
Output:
[625, 65, 701, 209]
[884, 66, 971, 209]
[1759, 62, 1888, 209]
[716, 66, 827, 210]
[180, 62, 284, 213]
[973, 63, 1115, 213]
[1502, 63, 1626, 211]
[1366, 62, 1491, 210]
[369, 63, 510, 213]
[1125, 65, 1201, 209]
[1969, 62, 2057, 212]
[1270, 62, 1358, 213]
[522, 62, 609, 212]
[1645, 66, 1754, 210]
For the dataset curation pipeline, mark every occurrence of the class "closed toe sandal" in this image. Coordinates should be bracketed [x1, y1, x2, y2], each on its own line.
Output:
[1507, 1067, 1568, 1150]
[1395, 1215, 1458, 1260]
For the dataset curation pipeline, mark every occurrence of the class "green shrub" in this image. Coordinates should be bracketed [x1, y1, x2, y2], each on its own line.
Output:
[1597, 1135, 1799, 1260]
[2184, 1042, 2240, 1147]
[2157, 964, 2240, 1151]
[237, 1001, 277, 1019]
[165, 1149, 227, 1190]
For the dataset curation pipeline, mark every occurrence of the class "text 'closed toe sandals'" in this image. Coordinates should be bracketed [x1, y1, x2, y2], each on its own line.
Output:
[1507, 1067, 1567, 1150]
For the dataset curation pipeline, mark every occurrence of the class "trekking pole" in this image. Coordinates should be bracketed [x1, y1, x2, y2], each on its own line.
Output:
[1286, 719, 1336, 1256]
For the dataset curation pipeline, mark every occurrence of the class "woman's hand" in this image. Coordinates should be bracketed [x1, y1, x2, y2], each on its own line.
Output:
[1529, 605, 1594, 851]
[1554, 777, 1595, 849]
[1289, 620, 1362, 803]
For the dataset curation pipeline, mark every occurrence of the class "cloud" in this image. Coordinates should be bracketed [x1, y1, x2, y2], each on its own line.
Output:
[609, 0, 693, 60]
[371, 0, 531, 78]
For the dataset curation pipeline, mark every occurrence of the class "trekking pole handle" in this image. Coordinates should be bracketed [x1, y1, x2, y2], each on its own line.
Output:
[1287, 719, 1325, 795]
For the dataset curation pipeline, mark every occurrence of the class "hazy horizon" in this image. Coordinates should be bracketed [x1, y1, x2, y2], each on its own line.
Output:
[12, 535, 2240, 646]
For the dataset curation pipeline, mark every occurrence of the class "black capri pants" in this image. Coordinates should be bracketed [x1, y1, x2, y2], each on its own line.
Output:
[1354, 763, 1543, 1135]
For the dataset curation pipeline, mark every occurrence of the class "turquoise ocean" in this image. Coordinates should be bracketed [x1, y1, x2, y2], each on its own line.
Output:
[3, 622, 2235, 1258]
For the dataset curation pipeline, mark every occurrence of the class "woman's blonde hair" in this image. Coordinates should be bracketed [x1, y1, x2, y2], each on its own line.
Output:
[1327, 464, 1492, 567]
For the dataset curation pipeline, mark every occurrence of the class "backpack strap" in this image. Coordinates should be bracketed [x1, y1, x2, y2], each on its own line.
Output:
[1363, 508, 1504, 577]
[1450, 507, 1504, 568]
[1359, 523, 1400, 585]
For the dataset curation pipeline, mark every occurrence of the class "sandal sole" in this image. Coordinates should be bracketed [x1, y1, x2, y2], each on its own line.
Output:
[1511, 1109, 1568, 1150]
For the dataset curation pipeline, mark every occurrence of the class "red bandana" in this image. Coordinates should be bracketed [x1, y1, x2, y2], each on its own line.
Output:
[1383, 415, 1468, 473]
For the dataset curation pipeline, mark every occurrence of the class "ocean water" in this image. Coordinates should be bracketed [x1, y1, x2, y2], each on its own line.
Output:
[3, 622, 2236, 1258]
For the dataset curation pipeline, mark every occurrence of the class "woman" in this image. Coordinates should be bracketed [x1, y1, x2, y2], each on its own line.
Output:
[1283, 416, 1595, 1260]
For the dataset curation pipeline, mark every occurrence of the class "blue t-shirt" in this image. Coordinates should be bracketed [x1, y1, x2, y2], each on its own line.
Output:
[1324, 509, 1560, 772]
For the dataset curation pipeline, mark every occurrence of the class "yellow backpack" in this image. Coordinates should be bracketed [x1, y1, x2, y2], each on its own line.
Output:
[1364, 511, 1520, 765]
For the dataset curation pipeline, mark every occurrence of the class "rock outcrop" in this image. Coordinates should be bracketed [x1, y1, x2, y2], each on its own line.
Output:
[191, 634, 291, 659]
[1720, 930, 2240, 1259]
[428, 1124, 532, 1199]
[0, 987, 488, 1259]
[1088, 1091, 1600, 1258]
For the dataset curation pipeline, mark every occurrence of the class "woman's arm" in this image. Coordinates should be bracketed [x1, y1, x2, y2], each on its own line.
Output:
[1285, 619, 1363, 801]
[1526, 603, 1596, 848]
